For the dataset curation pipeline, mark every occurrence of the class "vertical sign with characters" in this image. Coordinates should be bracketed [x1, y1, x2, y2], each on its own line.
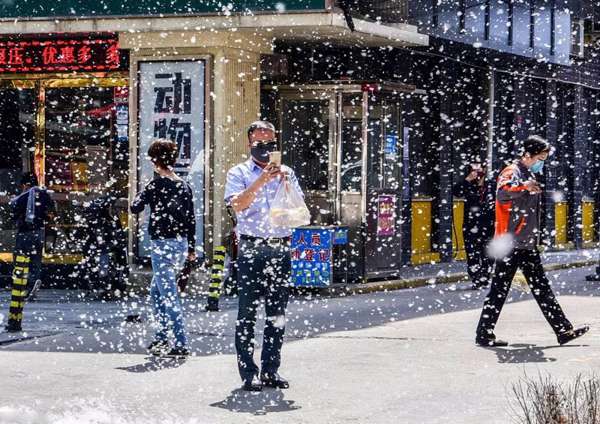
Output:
[291, 228, 333, 287]
[376, 195, 396, 237]
[138, 61, 206, 257]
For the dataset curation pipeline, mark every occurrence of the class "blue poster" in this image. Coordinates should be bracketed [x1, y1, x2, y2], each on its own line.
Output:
[291, 228, 332, 287]
[384, 134, 398, 157]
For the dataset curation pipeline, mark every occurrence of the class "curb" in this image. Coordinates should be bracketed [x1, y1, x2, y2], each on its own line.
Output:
[322, 259, 600, 297]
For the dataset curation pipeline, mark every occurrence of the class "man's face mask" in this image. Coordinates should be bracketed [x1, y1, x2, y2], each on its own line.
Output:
[251, 141, 278, 163]
[530, 160, 544, 174]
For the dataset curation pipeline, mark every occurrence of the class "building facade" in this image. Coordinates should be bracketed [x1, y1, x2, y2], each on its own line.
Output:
[0, 0, 596, 287]
[0, 0, 428, 286]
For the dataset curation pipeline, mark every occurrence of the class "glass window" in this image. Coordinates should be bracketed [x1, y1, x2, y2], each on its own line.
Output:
[489, 1, 509, 45]
[341, 94, 363, 192]
[437, 0, 461, 35]
[534, 6, 552, 58]
[44, 85, 129, 255]
[464, 0, 486, 41]
[381, 101, 402, 191]
[0, 88, 36, 254]
[512, 3, 532, 51]
[281, 99, 329, 191]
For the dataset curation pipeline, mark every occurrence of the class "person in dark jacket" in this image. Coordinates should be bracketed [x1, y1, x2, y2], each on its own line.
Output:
[131, 139, 197, 358]
[453, 163, 495, 290]
[80, 194, 127, 299]
[475, 135, 589, 347]
[5, 172, 55, 332]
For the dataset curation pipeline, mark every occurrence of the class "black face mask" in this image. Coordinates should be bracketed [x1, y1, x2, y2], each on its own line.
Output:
[251, 142, 278, 163]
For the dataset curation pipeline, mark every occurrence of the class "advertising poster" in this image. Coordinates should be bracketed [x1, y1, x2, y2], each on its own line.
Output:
[376, 195, 396, 237]
[137, 61, 205, 257]
[291, 228, 332, 288]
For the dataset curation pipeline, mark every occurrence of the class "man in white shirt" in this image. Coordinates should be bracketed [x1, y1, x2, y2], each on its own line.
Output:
[224, 121, 303, 392]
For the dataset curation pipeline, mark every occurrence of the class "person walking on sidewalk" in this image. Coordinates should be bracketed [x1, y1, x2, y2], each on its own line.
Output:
[225, 120, 303, 392]
[452, 163, 495, 290]
[131, 139, 196, 357]
[475, 135, 589, 347]
[5, 172, 55, 332]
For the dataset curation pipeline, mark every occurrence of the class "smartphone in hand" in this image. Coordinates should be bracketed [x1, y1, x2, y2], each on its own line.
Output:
[269, 151, 282, 167]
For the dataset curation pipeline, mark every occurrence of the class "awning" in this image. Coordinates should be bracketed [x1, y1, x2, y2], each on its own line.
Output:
[0, 12, 428, 49]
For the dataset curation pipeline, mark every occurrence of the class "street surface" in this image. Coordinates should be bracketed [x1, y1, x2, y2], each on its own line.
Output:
[1, 266, 600, 423]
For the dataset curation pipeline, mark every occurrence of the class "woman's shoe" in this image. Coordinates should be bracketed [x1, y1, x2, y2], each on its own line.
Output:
[147, 340, 170, 355]
[164, 346, 190, 358]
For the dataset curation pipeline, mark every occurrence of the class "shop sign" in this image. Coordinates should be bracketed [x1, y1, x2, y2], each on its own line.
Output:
[376, 195, 396, 237]
[138, 60, 206, 257]
[0, 36, 122, 73]
[291, 228, 332, 287]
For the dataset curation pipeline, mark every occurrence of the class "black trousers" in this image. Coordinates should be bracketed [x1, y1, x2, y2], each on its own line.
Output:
[476, 248, 572, 339]
[235, 239, 290, 381]
[464, 235, 494, 287]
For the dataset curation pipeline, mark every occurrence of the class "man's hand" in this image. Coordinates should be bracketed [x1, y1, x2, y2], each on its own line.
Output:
[524, 180, 542, 194]
[231, 163, 283, 213]
[257, 163, 283, 186]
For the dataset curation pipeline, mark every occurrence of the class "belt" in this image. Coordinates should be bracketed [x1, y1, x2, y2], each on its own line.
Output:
[240, 234, 291, 245]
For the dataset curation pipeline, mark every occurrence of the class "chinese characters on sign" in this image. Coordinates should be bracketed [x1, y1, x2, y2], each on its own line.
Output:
[0, 36, 122, 73]
[376, 195, 396, 237]
[138, 61, 206, 257]
[291, 228, 332, 287]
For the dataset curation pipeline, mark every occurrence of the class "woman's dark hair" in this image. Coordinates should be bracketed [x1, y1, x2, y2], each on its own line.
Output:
[523, 135, 551, 157]
[148, 139, 178, 169]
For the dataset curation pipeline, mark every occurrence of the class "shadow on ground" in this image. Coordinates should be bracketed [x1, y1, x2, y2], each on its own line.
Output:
[0, 266, 597, 359]
[210, 389, 301, 415]
[484, 343, 590, 364]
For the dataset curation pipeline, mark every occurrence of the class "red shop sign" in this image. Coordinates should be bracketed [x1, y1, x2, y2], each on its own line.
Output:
[0, 35, 123, 73]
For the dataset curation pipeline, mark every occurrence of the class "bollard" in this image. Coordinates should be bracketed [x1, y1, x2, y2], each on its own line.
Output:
[5, 255, 30, 332]
[205, 246, 226, 312]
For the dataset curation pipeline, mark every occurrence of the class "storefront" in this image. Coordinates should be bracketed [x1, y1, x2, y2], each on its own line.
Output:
[0, 33, 129, 283]
[0, 3, 429, 288]
[263, 81, 420, 283]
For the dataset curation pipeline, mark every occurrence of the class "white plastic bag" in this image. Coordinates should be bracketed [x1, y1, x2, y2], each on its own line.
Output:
[269, 178, 311, 228]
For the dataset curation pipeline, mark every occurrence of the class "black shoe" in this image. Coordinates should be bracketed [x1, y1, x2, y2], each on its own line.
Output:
[5, 324, 22, 333]
[260, 372, 290, 389]
[476, 336, 509, 347]
[147, 340, 170, 355]
[242, 375, 263, 392]
[204, 304, 219, 312]
[557, 326, 590, 345]
[164, 346, 190, 358]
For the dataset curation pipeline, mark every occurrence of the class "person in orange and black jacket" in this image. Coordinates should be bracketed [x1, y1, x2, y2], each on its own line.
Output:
[452, 163, 495, 290]
[475, 135, 589, 347]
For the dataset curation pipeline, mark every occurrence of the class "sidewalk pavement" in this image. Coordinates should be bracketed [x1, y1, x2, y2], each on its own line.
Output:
[1, 266, 600, 423]
[326, 247, 600, 295]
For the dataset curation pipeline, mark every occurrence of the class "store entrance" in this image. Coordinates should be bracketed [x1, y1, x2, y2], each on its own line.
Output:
[0, 74, 129, 268]
[268, 82, 409, 280]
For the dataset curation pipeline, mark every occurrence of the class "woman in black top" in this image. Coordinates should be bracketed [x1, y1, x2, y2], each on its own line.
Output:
[131, 139, 196, 357]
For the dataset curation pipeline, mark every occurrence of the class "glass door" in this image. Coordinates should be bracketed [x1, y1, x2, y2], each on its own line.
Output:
[363, 90, 403, 275]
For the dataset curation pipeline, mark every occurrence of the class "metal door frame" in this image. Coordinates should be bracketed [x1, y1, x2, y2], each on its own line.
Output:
[273, 82, 415, 227]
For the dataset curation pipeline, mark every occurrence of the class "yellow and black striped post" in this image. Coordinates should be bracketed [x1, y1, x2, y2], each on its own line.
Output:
[205, 246, 226, 312]
[6, 255, 30, 332]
